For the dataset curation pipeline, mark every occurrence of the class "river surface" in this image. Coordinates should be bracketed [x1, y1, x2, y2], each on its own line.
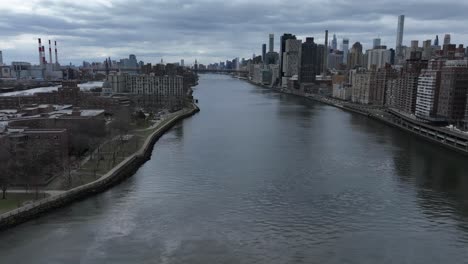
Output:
[1, 81, 103, 96]
[2, 74, 468, 263]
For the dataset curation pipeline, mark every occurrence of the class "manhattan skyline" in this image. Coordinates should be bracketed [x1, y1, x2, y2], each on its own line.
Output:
[1, 0, 468, 65]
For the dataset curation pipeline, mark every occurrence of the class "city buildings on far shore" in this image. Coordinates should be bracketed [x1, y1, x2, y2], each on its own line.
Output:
[228, 15, 468, 130]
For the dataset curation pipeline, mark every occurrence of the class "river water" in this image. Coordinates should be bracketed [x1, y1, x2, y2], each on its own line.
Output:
[1, 81, 103, 96]
[1, 74, 468, 263]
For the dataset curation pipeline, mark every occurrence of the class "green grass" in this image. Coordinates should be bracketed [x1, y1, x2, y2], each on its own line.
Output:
[0, 192, 49, 214]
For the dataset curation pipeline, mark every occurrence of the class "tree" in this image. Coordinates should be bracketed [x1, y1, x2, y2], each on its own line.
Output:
[22, 142, 55, 199]
[0, 148, 13, 199]
[110, 107, 132, 141]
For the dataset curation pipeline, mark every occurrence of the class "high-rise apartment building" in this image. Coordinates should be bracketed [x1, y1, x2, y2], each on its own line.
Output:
[415, 67, 442, 120]
[300, 37, 318, 83]
[108, 73, 185, 97]
[282, 39, 302, 86]
[351, 68, 375, 104]
[279, 33, 296, 85]
[437, 60, 468, 123]
[374, 64, 397, 105]
[388, 51, 428, 113]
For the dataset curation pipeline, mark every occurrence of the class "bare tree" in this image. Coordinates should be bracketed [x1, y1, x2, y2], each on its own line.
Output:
[111, 108, 132, 141]
[22, 142, 55, 199]
[0, 148, 12, 199]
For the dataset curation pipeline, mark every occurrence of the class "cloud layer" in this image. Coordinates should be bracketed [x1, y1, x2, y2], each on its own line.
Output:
[1, 0, 467, 65]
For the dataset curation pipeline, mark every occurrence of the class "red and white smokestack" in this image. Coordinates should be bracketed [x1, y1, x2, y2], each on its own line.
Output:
[54, 40, 58, 64]
[48, 40, 53, 64]
[38, 38, 42, 65]
[42, 46, 47, 64]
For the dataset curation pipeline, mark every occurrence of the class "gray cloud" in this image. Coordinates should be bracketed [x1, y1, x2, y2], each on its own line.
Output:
[1, 0, 467, 65]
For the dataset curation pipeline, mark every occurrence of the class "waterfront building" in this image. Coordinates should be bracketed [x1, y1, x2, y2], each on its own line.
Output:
[350, 68, 375, 104]
[388, 51, 428, 114]
[374, 64, 398, 105]
[415, 66, 442, 120]
[279, 33, 296, 86]
[316, 44, 325, 76]
[437, 60, 468, 125]
[107, 73, 185, 98]
[332, 75, 351, 100]
[300, 37, 318, 83]
[281, 38, 302, 87]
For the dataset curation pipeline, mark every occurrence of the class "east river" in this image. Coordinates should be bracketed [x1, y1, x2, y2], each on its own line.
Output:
[1, 74, 468, 263]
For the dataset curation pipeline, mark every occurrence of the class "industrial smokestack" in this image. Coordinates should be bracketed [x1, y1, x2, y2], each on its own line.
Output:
[42, 46, 47, 64]
[38, 38, 42, 66]
[323, 30, 328, 76]
[48, 40, 53, 64]
[54, 41, 58, 64]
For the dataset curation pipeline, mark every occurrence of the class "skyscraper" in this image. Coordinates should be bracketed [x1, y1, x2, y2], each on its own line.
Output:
[396, 15, 405, 59]
[347, 42, 363, 69]
[373, 38, 381, 49]
[181, 59, 184, 67]
[279, 33, 297, 84]
[332, 34, 337, 50]
[262, 44, 267, 63]
[342, 39, 349, 64]
[269, 34, 274, 52]
[323, 30, 329, 75]
[300, 37, 318, 83]
[444, 34, 451, 45]
[434, 35, 439, 46]
[129, 54, 137, 68]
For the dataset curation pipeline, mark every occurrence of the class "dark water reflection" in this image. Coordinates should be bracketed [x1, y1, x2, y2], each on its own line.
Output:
[1, 74, 468, 263]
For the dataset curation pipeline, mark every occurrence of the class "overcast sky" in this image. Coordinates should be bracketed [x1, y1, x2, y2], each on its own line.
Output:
[1, 0, 467, 66]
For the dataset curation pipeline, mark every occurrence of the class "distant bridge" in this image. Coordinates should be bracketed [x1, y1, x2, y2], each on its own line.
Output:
[196, 69, 248, 74]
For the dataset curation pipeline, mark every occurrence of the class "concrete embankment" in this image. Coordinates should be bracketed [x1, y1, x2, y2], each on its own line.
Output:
[0, 104, 200, 231]
[244, 78, 468, 155]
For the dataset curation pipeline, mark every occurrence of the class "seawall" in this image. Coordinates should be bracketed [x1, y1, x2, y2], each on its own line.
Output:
[0, 104, 200, 231]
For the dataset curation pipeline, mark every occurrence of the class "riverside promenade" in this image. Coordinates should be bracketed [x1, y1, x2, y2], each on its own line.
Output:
[0, 103, 200, 230]
[244, 78, 468, 155]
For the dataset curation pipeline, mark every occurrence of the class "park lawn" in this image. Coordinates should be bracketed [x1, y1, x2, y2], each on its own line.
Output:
[0, 192, 49, 214]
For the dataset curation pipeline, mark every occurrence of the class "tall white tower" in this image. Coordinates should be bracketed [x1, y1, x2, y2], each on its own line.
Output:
[396, 15, 405, 58]
[269, 34, 274, 52]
